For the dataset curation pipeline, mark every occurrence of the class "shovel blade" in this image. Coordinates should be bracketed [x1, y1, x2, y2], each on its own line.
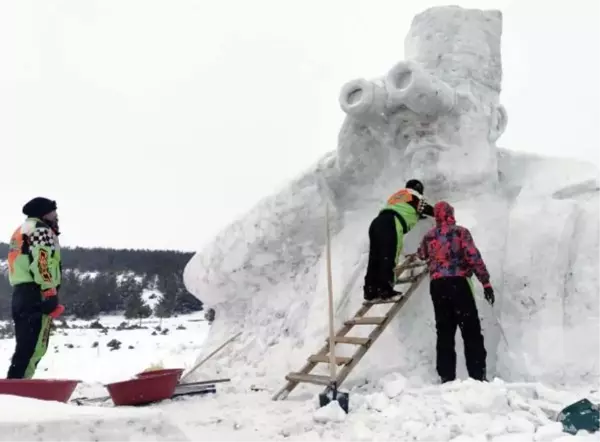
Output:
[318, 388, 349, 414]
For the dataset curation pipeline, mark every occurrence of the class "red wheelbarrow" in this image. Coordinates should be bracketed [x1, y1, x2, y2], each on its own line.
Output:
[71, 369, 230, 407]
[72, 332, 241, 407]
[0, 378, 81, 403]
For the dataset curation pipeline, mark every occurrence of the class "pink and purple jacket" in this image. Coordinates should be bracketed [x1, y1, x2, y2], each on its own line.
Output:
[417, 201, 491, 288]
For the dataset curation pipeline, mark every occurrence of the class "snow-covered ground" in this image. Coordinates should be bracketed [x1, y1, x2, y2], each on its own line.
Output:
[0, 312, 598, 441]
[0, 312, 210, 388]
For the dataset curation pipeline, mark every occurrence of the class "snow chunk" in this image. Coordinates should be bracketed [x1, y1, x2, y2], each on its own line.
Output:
[312, 400, 347, 423]
[491, 434, 535, 442]
[450, 435, 488, 442]
[534, 422, 565, 441]
[383, 374, 407, 398]
[366, 392, 390, 411]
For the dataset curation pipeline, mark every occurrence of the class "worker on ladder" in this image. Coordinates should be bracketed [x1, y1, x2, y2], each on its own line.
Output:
[363, 179, 434, 303]
[417, 201, 495, 384]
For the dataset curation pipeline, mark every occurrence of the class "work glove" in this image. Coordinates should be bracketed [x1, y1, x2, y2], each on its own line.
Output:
[41, 287, 65, 318]
[42, 288, 57, 298]
[49, 304, 65, 319]
[41, 287, 59, 315]
[483, 284, 495, 306]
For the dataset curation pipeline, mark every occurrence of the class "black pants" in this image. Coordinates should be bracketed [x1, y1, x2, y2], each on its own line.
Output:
[6, 284, 52, 379]
[430, 277, 487, 382]
[364, 210, 399, 299]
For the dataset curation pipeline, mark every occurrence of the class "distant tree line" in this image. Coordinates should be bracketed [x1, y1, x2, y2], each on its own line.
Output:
[0, 243, 203, 320]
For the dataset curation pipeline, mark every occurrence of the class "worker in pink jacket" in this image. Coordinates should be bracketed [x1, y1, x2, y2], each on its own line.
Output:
[417, 201, 495, 383]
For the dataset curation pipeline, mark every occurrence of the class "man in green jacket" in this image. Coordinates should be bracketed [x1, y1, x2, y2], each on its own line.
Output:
[363, 179, 434, 303]
[6, 197, 64, 379]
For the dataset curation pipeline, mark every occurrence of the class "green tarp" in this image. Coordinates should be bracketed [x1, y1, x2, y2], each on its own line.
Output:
[557, 398, 599, 435]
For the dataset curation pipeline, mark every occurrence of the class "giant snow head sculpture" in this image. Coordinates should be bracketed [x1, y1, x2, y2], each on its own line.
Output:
[337, 6, 508, 194]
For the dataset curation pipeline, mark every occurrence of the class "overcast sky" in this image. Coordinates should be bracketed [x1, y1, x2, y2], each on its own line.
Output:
[1, 0, 598, 251]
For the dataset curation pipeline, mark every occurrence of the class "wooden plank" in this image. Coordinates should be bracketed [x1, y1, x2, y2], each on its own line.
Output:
[393, 255, 418, 277]
[400, 262, 427, 270]
[332, 336, 370, 345]
[334, 270, 428, 388]
[344, 316, 387, 326]
[395, 277, 418, 284]
[365, 297, 404, 305]
[171, 385, 216, 399]
[309, 354, 352, 365]
[285, 372, 332, 386]
[178, 378, 231, 387]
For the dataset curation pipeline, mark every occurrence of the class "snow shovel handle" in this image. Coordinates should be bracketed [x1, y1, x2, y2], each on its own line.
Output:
[180, 331, 242, 383]
[325, 203, 337, 382]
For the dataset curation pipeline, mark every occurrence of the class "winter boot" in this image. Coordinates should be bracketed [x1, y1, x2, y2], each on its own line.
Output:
[363, 285, 378, 302]
[365, 287, 403, 304]
[378, 287, 404, 302]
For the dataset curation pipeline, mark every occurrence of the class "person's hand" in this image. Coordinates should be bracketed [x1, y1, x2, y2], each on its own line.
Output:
[49, 304, 65, 319]
[42, 288, 57, 298]
[483, 284, 495, 306]
[41, 287, 59, 315]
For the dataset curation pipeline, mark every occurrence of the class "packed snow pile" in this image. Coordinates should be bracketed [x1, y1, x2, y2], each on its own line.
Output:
[184, 5, 599, 392]
[163, 377, 600, 441]
[0, 395, 188, 441]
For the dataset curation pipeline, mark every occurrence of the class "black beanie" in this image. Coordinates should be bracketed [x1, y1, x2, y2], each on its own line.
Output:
[22, 197, 57, 218]
[405, 179, 424, 195]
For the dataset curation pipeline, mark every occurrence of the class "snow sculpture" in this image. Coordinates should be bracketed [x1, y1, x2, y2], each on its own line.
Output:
[184, 6, 599, 388]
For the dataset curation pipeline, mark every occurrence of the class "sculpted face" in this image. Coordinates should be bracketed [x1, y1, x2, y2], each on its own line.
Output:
[338, 7, 508, 193]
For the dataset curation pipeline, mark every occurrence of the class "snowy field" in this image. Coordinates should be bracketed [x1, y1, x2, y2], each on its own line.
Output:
[0, 312, 597, 441]
[0, 312, 210, 387]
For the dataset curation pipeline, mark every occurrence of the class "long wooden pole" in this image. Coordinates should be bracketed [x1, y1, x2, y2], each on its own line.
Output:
[325, 203, 337, 383]
[180, 331, 242, 383]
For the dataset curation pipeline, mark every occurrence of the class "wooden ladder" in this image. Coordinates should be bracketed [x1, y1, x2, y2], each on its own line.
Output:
[272, 254, 428, 401]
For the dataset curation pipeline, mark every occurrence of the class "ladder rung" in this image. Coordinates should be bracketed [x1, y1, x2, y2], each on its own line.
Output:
[403, 262, 426, 269]
[345, 316, 387, 326]
[366, 298, 402, 304]
[309, 354, 351, 365]
[333, 336, 370, 345]
[285, 372, 332, 386]
[395, 277, 417, 284]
